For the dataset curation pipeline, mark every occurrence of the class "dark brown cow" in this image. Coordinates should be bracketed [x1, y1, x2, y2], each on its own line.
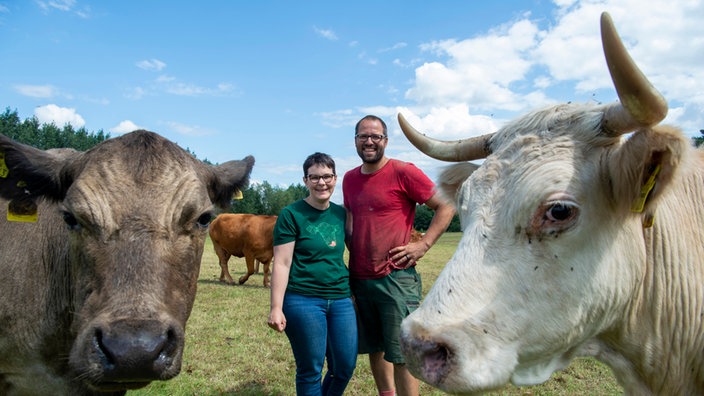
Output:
[0, 130, 254, 395]
[209, 213, 277, 287]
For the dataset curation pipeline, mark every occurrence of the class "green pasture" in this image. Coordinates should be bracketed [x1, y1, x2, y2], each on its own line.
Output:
[131, 233, 622, 395]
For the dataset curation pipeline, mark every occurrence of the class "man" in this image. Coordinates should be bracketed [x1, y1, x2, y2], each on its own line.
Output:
[343, 115, 455, 396]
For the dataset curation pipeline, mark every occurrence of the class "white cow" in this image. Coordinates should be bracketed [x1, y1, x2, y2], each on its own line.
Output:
[398, 12, 704, 395]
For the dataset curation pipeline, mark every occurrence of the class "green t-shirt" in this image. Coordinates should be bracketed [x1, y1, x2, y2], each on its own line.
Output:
[273, 199, 350, 299]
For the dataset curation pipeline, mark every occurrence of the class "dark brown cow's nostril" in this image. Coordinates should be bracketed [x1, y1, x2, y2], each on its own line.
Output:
[94, 320, 179, 381]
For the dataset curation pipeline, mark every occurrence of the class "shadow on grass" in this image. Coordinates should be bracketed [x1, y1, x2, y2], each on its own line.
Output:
[197, 278, 269, 289]
[203, 381, 288, 396]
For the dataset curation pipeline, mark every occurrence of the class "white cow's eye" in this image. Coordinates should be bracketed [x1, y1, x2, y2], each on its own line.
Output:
[541, 200, 579, 228]
[547, 203, 573, 221]
[530, 199, 579, 238]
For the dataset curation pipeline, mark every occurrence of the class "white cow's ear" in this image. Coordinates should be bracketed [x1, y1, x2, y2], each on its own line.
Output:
[438, 162, 480, 205]
[607, 125, 688, 221]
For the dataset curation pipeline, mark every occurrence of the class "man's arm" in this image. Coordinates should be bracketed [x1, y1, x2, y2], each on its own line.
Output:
[390, 191, 455, 265]
[417, 192, 455, 251]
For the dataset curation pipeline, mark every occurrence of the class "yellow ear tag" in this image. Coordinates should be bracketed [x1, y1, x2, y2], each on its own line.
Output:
[631, 164, 661, 213]
[7, 200, 38, 222]
[232, 189, 244, 200]
[0, 151, 9, 178]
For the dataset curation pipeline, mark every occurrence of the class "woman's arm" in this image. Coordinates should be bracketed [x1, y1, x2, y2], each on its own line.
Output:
[267, 241, 295, 332]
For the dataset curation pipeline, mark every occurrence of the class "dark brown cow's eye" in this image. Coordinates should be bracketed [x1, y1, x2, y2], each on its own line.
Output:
[196, 212, 214, 228]
[62, 211, 81, 231]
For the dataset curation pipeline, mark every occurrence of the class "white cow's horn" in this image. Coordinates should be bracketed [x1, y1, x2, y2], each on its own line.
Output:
[600, 12, 668, 135]
[398, 113, 493, 162]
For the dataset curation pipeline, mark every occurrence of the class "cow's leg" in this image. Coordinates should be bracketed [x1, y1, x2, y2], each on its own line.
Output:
[262, 260, 271, 288]
[238, 255, 255, 285]
[214, 245, 235, 285]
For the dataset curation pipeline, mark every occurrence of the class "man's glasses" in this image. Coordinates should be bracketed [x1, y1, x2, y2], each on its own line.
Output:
[355, 134, 386, 143]
[307, 174, 336, 183]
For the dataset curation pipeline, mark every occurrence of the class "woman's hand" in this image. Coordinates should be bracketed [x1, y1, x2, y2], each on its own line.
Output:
[268, 309, 287, 332]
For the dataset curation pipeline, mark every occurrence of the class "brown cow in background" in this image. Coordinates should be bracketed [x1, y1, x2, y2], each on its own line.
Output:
[410, 228, 423, 243]
[209, 213, 276, 287]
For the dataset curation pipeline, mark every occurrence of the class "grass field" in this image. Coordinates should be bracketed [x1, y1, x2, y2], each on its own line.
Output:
[130, 232, 622, 395]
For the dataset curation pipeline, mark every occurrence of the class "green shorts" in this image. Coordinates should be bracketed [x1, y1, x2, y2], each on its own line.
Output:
[350, 267, 422, 364]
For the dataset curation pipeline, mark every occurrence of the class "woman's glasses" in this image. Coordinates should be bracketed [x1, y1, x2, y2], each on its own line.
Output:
[306, 174, 336, 183]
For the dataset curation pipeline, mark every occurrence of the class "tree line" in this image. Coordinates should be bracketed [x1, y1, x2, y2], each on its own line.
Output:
[1, 108, 110, 150]
[14, 108, 702, 232]
[7, 105, 704, 232]
[0, 108, 460, 231]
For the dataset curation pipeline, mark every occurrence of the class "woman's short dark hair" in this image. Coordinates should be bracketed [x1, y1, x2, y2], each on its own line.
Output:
[303, 152, 336, 177]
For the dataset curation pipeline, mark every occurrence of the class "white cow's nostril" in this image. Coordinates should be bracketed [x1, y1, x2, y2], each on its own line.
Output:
[420, 343, 451, 385]
[400, 331, 452, 387]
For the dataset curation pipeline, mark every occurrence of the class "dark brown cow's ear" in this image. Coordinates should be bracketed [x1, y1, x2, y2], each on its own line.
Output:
[0, 135, 79, 204]
[607, 125, 688, 224]
[207, 155, 255, 209]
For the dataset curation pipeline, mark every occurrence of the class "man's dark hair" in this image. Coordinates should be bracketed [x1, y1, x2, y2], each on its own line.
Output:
[355, 115, 387, 136]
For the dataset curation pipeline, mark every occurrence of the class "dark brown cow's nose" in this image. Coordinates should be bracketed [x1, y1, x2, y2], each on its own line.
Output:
[95, 319, 179, 381]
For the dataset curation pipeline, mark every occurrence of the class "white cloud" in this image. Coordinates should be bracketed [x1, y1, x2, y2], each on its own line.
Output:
[317, 109, 356, 128]
[127, 74, 237, 99]
[395, 104, 498, 140]
[125, 86, 146, 100]
[14, 84, 57, 98]
[74, 9, 89, 18]
[34, 104, 85, 128]
[37, 0, 76, 12]
[165, 121, 213, 137]
[536, 0, 704, 131]
[313, 26, 338, 40]
[408, 18, 540, 112]
[136, 59, 167, 71]
[379, 42, 408, 53]
[356, 50, 379, 66]
[110, 120, 143, 134]
[156, 74, 175, 83]
[36, 0, 89, 18]
[403, 0, 704, 138]
[164, 83, 208, 96]
[163, 81, 235, 96]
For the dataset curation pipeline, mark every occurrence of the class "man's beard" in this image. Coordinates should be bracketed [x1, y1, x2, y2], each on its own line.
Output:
[358, 147, 383, 164]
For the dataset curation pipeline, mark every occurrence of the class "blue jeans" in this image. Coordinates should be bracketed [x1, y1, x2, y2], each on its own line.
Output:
[283, 292, 358, 396]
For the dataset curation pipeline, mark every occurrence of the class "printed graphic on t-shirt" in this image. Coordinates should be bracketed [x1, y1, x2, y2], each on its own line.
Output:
[306, 222, 341, 248]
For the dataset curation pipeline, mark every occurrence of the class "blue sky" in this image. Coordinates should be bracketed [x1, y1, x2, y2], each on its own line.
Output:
[1, 0, 703, 203]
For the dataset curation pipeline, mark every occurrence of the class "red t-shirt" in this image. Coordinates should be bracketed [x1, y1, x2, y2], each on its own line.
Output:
[343, 159, 436, 280]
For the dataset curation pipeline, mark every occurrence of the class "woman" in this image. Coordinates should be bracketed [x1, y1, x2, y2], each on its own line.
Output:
[267, 152, 357, 396]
